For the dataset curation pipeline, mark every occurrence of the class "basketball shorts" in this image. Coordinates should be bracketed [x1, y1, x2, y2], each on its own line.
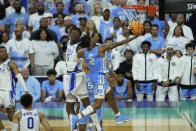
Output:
[135, 83, 154, 95]
[180, 87, 196, 100]
[64, 71, 88, 102]
[91, 73, 111, 99]
[0, 90, 15, 108]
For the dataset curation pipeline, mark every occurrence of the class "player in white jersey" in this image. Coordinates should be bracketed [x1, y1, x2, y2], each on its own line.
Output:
[64, 27, 102, 131]
[0, 46, 28, 131]
[12, 94, 53, 131]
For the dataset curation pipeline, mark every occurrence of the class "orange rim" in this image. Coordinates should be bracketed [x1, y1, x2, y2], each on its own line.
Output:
[121, 5, 157, 16]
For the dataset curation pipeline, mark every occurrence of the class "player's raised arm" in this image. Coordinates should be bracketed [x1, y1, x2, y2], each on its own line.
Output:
[11, 111, 21, 131]
[98, 35, 138, 56]
[8, 61, 28, 93]
[39, 112, 53, 131]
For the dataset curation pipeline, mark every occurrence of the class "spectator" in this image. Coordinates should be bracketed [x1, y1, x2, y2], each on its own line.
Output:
[168, 13, 177, 30]
[78, 17, 87, 35]
[31, 29, 59, 76]
[119, 50, 134, 82]
[41, 69, 64, 102]
[6, 27, 34, 70]
[51, 1, 70, 18]
[166, 25, 189, 54]
[105, 37, 120, 71]
[6, 0, 26, 17]
[5, 0, 29, 38]
[178, 43, 196, 101]
[99, 8, 113, 42]
[117, 25, 137, 57]
[132, 41, 157, 101]
[30, 17, 58, 43]
[28, 2, 48, 33]
[67, 0, 89, 15]
[27, 3, 36, 15]
[64, 16, 72, 29]
[174, 50, 183, 58]
[105, 17, 122, 42]
[86, 20, 97, 37]
[136, 21, 152, 53]
[16, 68, 41, 102]
[0, 33, 9, 47]
[46, 13, 61, 42]
[145, 24, 165, 57]
[92, 32, 103, 45]
[55, 13, 66, 38]
[148, 15, 165, 38]
[12, 21, 31, 39]
[111, 0, 129, 21]
[113, 68, 133, 102]
[55, 51, 67, 78]
[156, 45, 181, 101]
[166, 14, 194, 41]
[0, 3, 5, 36]
[90, 3, 103, 28]
[71, 2, 89, 26]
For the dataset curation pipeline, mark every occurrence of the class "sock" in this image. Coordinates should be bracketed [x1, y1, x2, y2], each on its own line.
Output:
[90, 113, 102, 131]
[77, 105, 94, 119]
[115, 112, 120, 117]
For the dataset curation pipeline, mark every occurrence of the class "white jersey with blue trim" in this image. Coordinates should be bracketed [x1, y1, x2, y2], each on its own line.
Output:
[19, 109, 40, 131]
[66, 40, 83, 72]
[0, 59, 14, 91]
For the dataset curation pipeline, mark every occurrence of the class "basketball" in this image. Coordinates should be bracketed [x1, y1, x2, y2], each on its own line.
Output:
[130, 21, 144, 35]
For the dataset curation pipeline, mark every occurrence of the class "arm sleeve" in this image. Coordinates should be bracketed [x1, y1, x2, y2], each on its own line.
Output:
[16, 73, 27, 92]
[33, 78, 41, 102]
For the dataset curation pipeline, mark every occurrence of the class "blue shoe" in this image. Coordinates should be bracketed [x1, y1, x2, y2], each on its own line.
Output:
[70, 114, 78, 131]
[116, 114, 133, 124]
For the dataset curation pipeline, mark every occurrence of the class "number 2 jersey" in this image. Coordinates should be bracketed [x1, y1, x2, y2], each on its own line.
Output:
[19, 109, 40, 131]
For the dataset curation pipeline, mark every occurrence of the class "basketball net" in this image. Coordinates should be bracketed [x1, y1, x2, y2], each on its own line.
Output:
[121, 5, 156, 29]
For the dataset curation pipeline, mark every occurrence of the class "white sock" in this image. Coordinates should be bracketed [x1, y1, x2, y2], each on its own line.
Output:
[77, 105, 94, 119]
[90, 113, 102, 131]
[115, 112, 120, 117]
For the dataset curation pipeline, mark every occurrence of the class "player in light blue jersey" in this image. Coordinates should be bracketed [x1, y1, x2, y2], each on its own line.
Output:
[79, 63, 103, 131]
[113, 68, 133, 102]
[69, 34, 138, 130]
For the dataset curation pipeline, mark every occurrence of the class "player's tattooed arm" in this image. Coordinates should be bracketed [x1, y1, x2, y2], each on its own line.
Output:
[8, 61, 20, 75]
[98, 35, 138, 56]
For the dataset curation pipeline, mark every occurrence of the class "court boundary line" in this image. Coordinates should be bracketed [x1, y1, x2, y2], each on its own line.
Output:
[180, 112, 196, 131]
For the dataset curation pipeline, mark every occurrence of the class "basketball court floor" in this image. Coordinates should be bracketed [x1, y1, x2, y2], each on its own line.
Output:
[1, 101, 196, 131]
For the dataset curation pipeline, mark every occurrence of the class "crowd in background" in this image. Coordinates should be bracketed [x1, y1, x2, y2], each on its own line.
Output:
[0, 0, 196, 102]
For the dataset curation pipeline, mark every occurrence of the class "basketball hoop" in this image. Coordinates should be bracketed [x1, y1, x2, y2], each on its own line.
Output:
[121, 5, 156, 35]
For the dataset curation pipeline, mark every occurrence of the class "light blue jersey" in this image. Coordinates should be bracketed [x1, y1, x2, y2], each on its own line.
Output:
[84, 46, 109, 98]
[5, 12, 29, 38]
[113, 79, 128, 98]
[41, 80, 64, 100]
